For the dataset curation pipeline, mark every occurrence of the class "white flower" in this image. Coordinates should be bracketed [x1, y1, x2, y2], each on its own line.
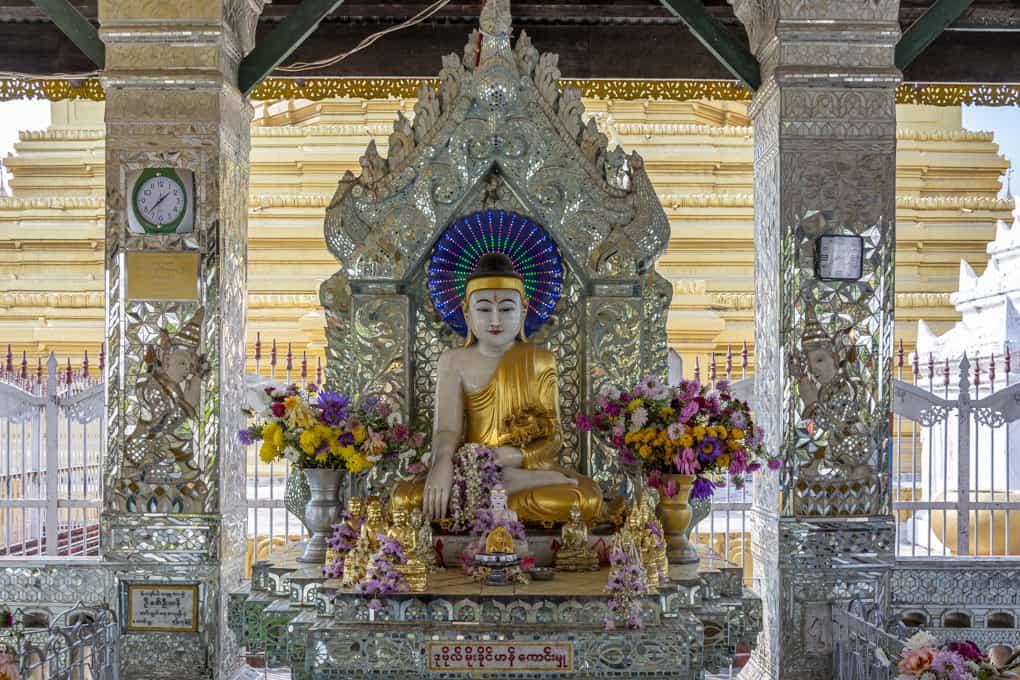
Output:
[599, 383, 621, 400]
[629, 407, 648, 431]
[366, 453, 382, 464]
[420, 450, 433, 467]
[387, 411, 403, 426]
[905, 631, 937, 650]
[874, 647, 891, 668]
[283, 446, 301, 463]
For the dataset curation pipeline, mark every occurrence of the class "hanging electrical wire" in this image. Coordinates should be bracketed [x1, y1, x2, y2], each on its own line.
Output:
[0, 0, 455, 83]
[274, 0, 454, 73]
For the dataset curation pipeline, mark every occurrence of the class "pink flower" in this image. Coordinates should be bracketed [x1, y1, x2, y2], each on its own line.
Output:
[678, 401, 700, 424]
[612, 424, 625, 437]
[410, 431, 426, 449]
[407, 462, 426, 475]
[662, 478, 679, 498]
[715, 379, 730, 391]
[271, 402, 286, 418]
[646, 469, 662, 488]
[607, 403, 623, 417]
[946, 640, 983, 661]
[729, 449, 748, 475]
[674, 447, 699, 475]
[667, 423, 683, 441]
[898, 647, 937, 674]
[767, 458, 782, 470]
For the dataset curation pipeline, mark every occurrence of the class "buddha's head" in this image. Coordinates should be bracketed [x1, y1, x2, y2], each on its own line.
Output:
[347, 496, 364, 518]
[568, 502, 583, 524]
[463, 252, 527, 349]
[410, 508, 424, 527]
[364, 497, 384, 522]
[391, 508, 408, 527]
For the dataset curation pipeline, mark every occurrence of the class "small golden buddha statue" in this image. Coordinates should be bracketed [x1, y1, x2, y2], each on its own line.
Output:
[346, 496, 365, 522]
[392, 252, 604, 525]
[555, 502, 599, 572]
[617, 503, 658, 593]
[387, 509, 428, 592]
[342, 497, 388, 587]
[485, 525, 514, 554]
[639, 492, 668, 586]
[409, 508, 439, 571]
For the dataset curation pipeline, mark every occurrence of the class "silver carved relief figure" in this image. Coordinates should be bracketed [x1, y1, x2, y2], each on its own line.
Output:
[122, 309, 209, 512]
[795, 310, 872, 481]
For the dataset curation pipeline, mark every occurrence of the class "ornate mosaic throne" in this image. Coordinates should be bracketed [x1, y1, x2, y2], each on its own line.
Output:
[319, 0, 672, 492]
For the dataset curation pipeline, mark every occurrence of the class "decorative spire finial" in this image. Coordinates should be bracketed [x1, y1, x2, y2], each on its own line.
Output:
[479, 0, 512, 36]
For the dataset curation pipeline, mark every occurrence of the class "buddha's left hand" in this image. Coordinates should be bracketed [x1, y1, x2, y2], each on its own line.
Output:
[493, 446, 523, 468]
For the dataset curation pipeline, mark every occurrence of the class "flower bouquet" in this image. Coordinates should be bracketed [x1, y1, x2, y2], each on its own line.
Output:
[354, 535, 410, 611]
[578, 375, 778, 500]
[876, 631, 1020, 680]
[579, 375, 778, 576]
[239, 385, 427, 562]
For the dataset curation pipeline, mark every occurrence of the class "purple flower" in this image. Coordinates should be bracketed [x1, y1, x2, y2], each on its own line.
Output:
[767, 458, 782, 470]
[237, 428, 258, 446]
[930, 650, 977, 680]
[607, 403, 622, 418]
[698, 437, 722, 462]
[620, 447, 636, 466]
[338, 431, 355, 447]
[317, 390, 350, 426]
[729, 410, 748, 430]
[691, 477, 716, 500]
[576, 414, 592, 432]
[715, 379, 730, 391]
[646, 469, 662, 488]
[747, 462, 762, 473]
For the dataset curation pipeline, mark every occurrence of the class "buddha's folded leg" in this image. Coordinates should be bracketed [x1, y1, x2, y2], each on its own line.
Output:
[508, 470, 603, 525]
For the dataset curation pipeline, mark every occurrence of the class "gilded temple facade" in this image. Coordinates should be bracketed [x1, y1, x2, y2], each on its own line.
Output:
[0, 98, 1012, 369]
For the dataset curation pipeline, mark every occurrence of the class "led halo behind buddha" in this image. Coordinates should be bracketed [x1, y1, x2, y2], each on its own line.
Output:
[392, 212, 604, 525]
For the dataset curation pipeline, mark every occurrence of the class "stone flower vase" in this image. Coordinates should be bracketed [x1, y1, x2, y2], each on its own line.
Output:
[297, 468, 342, 563]
[657, 473, 701, 580]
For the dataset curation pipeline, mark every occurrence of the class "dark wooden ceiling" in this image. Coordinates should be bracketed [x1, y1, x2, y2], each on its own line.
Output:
[1, 0, 1018, 83]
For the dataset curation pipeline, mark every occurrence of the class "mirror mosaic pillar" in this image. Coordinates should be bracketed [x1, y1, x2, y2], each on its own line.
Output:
[731, 1, 900, 677]
[98, 1, 261, 676]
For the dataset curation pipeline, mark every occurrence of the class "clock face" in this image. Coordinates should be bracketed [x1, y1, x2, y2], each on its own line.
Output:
[135, 173, 186, 230]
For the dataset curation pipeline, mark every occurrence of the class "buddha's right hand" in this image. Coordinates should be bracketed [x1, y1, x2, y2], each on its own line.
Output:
[423, 453, 453, 520]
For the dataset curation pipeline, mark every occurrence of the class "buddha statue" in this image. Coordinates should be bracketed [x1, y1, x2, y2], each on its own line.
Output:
[617, 502, 659, 592]
[555, 502, 599, 572]
[392, 252, 604, 525]
[639, 492, 669, 587]
[485, 525, 514, 554]
[342, 497, 388, 587]
[387, 509, 428, 592]
[409, 508, 439, 571]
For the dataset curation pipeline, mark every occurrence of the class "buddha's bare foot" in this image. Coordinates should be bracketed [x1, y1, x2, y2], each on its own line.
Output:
[503, 467, 578, 495]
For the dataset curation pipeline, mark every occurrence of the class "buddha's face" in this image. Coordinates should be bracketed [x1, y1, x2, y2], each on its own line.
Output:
[392, 509, 407, 526]
[466, 288, 524, 350]
[365, 499, 383, 521]
[348, 497, 363, 516]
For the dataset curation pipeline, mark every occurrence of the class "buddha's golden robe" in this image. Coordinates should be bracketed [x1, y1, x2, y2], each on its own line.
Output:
[393, 342, 603, 524]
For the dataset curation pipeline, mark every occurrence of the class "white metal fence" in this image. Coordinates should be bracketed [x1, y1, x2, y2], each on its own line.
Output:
[0, 350, 103, 557]
[3, 602, 120, 680]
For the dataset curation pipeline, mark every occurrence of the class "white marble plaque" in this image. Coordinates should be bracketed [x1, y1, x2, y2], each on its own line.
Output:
[126, 584, 199, 632]
[428, 642, 573, 673]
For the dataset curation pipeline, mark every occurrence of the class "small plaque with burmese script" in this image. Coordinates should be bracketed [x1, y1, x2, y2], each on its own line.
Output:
[125, 251, 200, 301]
[428, 642, 573, 673]
[125, 583, 199, 633]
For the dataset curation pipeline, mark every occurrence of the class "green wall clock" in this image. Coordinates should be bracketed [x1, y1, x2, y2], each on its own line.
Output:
[128, 168, 195, 235]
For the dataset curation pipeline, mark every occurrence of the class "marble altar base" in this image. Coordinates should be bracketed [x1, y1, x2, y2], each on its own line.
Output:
[232, 544, 760, 679]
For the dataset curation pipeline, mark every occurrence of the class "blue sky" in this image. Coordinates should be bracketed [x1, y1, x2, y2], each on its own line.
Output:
[1, 100, 1018, 200]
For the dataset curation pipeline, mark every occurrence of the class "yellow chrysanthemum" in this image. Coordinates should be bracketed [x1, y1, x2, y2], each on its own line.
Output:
[717, 454, 730, 468]
[284, 395, 301, 412]
[628, 399, 643, 412]
[299, 429, 321, 455]
[340, 445, 371, 473]
[259, 440, 277, 464]
[639, 445, 652, 459]
[731, 428, 744, 440]
[315, 450, 330, 464]
[692, 425, 707, 441]
[263, 422, 285, 450]
[659, 406, 674, 418]
[679, 434, 694, 448]
[716, 425, 728, 439]
[352, 426, 367, 445]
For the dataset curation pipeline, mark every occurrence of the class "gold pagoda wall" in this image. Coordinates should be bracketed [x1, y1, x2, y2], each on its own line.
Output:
[0, 98, 1012, 372]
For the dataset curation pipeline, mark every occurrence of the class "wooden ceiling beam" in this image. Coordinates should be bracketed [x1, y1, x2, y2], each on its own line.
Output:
[656, 0, 760, 90]
[896, 0, 977, 70]
[28, 0, 103, 69]
[239, 0, 347, 96]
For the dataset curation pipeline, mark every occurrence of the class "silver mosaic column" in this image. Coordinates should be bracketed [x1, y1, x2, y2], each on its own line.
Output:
[731, 1, 900, 677]
[99, 1, 262, 676]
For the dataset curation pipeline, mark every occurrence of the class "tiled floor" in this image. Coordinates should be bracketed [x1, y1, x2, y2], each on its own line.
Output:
[235, 664, 744, 679]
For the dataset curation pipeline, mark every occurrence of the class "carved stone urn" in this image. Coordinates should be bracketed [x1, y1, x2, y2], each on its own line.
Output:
[297, 468, 342, 563]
